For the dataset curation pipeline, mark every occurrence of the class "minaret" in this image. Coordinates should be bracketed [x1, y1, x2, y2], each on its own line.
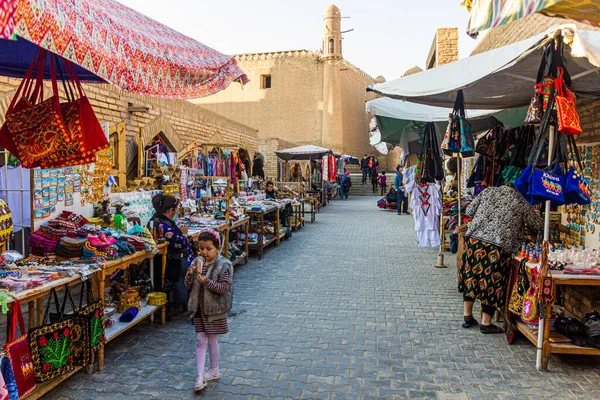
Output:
[321, 4, 344, 152]
[322, 4, 342, 60]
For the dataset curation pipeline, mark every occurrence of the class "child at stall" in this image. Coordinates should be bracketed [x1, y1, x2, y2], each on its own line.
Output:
[185, 229, 233, 392]
[379, 172, 387, 196]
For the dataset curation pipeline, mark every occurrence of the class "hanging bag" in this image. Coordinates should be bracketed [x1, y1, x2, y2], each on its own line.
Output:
[554, 67, 582, 136]
[515, 81, 558, 204]
[4, 50, 72, 168]
[50, 285, 91, 367]
[40, 56, 109, 168]
[3, 300, 36, 398]
[522, 268, 539, 325]
[79, 280, 106, 351]
[28, 288, 74, 382]
[564, 135, 591, 205]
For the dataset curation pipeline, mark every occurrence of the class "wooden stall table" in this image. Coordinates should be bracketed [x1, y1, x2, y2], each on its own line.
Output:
[246, 206, 281, 260]
[186, 217, 250, 267]
[512, 257, 600, 370]
[225, 217, 250, 267]
[306, 190, 321, 213]
[290, 200, 304, 231]
[96, 242, 168, 371]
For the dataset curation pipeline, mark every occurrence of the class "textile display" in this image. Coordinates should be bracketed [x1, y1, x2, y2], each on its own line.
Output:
[0, 0, 16, 39]
[416, 123, 444, 184]
[4, 300, 36, 398]
[0, 357, 17, 400]
[10, 0, 247, 99]
[0, 358, 9, 400]
[458, 237, 511, 311]
[465, 0, 600, 38]
[28, 289, 74, 382]
[410, 183, 442, 248]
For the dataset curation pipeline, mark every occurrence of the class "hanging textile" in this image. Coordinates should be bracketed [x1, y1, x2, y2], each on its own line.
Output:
[410, 183, 442, 247]
[322, 156, 328, 183]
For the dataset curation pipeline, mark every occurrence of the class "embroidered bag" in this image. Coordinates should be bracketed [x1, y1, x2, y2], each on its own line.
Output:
[522, 269, 539, 324]
[28, 289, 74, 382]
[0, 50, 44, 160]
[564, 135, 591, 205]
[40, 56, 109, 168]
[0, 199, 12, 247]
[455, 90, 475, 157]
[525, 45, 552, 124]
[79, 280, 106, 351]
[508, 259, 528, 316]
[0, 357, 17, 400]
[0, 356, 9, 400]
[554, 67, 582, 136]
[4, 300, 36, 398]
[4, 50, 71, 169]
[49, 285, 91, 367]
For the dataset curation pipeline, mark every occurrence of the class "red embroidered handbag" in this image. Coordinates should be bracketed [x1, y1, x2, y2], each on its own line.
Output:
[4, 300, 36, 398]
[4, 50, 72, 168]
[39, 56, 109, 168]
[555, 67, 582, 136]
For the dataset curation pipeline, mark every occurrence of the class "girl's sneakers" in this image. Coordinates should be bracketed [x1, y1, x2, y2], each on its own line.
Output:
[194, 376, 207, 392]
[204, 368, 221, 381]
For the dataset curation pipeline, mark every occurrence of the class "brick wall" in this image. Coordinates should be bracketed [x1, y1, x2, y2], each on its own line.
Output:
[426, 28, 459, 69]
[0, 76, 259, 181]
[258, 138, 299, 180]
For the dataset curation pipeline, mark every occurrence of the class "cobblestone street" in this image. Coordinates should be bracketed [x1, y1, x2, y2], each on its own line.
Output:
[48, 197, 600, 400]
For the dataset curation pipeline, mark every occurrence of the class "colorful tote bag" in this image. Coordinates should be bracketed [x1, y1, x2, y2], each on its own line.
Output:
[28, 289, 74, 382]
[0, 357, 17, 400]
[40, 57, 109, 169]
[79, 280, 106, 351]
[564, 136, 591, 205]
[4, 301, 36, 398]
[50, 285, 91, 367]
[554, 67, 582, 136]
[522, 269, 539, 325]
[4, 50, 71, 169]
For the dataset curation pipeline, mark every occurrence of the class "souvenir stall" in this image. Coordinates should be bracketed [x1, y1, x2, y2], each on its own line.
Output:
[176, 176, 249, 267]
[273, 182, 305, 231]
[0, 0, 248, 396]
[275, 145, 333, 211]
[369, 24, 600, 371]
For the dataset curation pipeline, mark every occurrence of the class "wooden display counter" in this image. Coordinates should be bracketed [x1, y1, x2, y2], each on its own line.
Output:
[246, 206, 281, 260]
[5, 243, 168, 399]
[513, 256, 600, 370]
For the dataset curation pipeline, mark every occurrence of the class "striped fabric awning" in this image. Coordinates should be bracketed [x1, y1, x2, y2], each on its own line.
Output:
[465, 0, 600, 37]
[0, 0, 247, 99]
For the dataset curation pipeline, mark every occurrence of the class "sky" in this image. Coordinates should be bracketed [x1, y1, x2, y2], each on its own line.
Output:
[118, 0, 480, 81]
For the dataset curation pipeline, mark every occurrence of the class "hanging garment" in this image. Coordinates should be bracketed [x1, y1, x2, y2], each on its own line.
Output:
[410, 183, 442, 247]
[322, 156, 328, 182]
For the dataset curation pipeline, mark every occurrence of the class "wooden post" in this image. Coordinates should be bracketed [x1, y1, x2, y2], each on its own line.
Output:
[137, 127, 144, 179]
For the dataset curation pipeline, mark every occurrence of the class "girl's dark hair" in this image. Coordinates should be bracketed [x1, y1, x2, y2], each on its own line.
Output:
[197, 231, 220, 248]
[152, 193, 179, 215]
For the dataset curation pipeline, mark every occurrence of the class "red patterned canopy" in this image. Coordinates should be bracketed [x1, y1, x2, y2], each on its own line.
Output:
[6, 0, 247, 99]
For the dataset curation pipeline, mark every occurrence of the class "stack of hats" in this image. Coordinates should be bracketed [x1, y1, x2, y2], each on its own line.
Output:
[29, 232, 59, 256]
[55, 237, 88, 259]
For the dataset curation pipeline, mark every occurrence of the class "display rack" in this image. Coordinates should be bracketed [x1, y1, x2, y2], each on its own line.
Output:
[275, 181, 304, 231]
[512, 256, 600, 370]
[246, 206, 281, 260]
[4, 243, 168, 399]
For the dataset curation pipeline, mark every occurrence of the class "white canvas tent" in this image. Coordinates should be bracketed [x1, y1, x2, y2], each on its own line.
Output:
[367, 25, 600, 109]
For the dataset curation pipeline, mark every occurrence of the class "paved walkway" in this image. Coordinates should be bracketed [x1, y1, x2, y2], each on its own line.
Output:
[48, 197, 600, 400]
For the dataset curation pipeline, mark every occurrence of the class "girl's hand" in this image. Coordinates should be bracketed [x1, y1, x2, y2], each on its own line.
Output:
[197, 274, 207, 284]
[187, 263, 197, 276]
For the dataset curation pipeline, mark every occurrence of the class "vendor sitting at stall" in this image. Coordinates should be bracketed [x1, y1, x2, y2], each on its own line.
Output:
[458, 184, 543, 334]
[265, 181, 277, 200]
[148, 193, 193, 318]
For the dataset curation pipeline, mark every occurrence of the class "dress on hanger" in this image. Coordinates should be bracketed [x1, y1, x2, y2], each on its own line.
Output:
[410, 182, 442, 247]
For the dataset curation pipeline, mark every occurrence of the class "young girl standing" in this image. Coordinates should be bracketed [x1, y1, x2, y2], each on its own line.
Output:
[185, 230, 233, 392]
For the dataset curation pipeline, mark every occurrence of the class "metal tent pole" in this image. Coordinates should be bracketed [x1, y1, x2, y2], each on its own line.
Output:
[536, 125, 555, 371]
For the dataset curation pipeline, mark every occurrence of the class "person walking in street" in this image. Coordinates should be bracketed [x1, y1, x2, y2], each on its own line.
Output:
[394, 166, 409, 215]
[361, 154, 369, 184]
[342, 171, 352, 200]
[459, 184, 543, 334]
[378, 172, 387, 196]
[371, 171, 378, 194]
[186, 229, 233, 392]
